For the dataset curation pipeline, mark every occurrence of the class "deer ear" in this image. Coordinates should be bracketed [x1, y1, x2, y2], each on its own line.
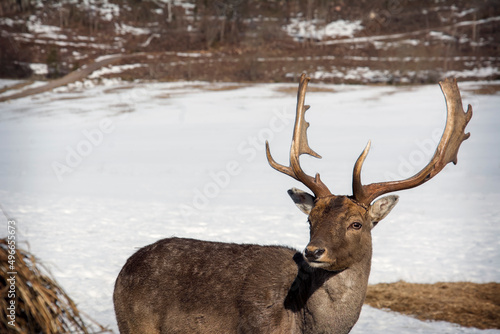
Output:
[367, 195, 399, 227]
[288, 188, 315, 215]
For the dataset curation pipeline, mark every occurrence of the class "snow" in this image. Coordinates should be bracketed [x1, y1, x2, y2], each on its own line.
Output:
[26, 15, 67, 39]
[0, 79, 499, 333]
[140, 33, 160, 47]
[444, 66, 500, 79]
[29, 63, 49, 75]
[114, 23, 151, 36]
[429, 31, 456, 42]
[176, 52, 212, 58]
[88, 64, 146, 79]
[308, 67, 393, 83]
[323, 19, 364, 38]
[26, 0, 195, 23]
[319, 16, 500, 47]
[0, 80, 48, 99]
[67, 0, 120, 21]
[9, 31, 113, 49]
[0, 17, 25, 27]
[95, 54, 123, 62]
[285, 18, 364, 41]
[0, 79, 25, 89]
[455, 16, 500, 28]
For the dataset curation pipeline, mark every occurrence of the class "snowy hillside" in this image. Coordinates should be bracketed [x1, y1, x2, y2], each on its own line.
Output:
[2, 0, 499, 83]
[0, 78, 499, 333]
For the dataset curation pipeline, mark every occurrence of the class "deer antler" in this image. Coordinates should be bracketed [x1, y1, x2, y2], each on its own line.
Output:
[352, 78, 473, 206]
[266, 73, 332, 198]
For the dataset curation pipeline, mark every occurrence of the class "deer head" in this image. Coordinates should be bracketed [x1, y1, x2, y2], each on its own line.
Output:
[266, 74, 472, 272]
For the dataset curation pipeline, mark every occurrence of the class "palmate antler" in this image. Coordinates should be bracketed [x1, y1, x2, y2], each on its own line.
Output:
[266, 74, 472, 205]
[265, 74, 332, 198]
[352, 78, 473, 206]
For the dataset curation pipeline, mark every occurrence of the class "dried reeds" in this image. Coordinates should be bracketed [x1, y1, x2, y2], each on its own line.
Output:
[0, 238, 112, 333]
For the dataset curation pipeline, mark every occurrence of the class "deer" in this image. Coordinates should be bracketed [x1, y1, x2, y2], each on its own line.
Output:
[113, 74, 472, 334]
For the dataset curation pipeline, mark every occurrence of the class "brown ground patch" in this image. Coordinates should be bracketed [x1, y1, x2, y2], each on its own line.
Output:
[154, 93, 172, 99]
[274, 85, 336, 95]
[467, 84, 500, 95]
[365, 281, 500, 329]
[204, 84, 250, 91]
[103, 85, 137, 94]
[0, 80, 34, 95]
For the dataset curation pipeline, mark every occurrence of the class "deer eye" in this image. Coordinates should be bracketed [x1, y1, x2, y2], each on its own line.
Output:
[349, 222, 363, 230]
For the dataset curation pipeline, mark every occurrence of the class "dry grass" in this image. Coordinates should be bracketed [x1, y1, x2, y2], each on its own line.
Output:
[366, 281, 500, 329]
[0, 238, 111, 333]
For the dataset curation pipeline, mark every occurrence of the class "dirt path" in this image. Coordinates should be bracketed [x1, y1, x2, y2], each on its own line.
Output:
[0, 53, 144, 102]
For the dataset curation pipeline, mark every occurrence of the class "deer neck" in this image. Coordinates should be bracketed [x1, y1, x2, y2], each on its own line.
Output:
[286, 251, 372, 334]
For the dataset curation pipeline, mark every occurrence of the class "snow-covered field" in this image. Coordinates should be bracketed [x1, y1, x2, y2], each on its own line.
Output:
[0, 78, 499, 333]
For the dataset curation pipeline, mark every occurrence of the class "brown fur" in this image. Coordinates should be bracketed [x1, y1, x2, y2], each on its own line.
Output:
[113, 195, 397, 333]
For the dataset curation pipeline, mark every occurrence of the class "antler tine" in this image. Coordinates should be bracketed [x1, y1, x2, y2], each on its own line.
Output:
[266, 73, 332, 198]
[353, 78, 473, 206]
[352, 140, 371, 204]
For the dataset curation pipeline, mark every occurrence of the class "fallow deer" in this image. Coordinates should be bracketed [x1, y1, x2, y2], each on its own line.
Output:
[114, 74, 472, 334]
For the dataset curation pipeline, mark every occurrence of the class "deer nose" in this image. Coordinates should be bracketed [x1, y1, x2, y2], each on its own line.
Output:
[304, 246, 326, 261]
